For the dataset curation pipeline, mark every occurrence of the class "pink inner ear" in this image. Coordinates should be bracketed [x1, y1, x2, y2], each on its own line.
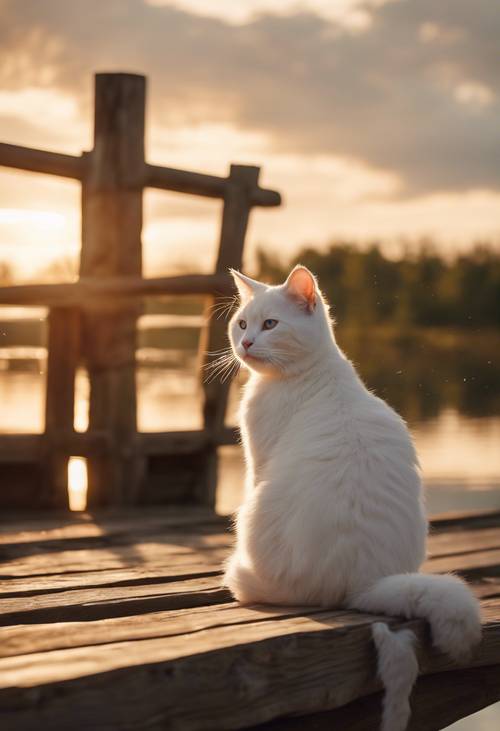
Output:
[287, 268, 316, 310]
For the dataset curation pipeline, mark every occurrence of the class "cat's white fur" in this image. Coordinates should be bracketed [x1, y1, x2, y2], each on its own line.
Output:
[223, 266, 481, 731]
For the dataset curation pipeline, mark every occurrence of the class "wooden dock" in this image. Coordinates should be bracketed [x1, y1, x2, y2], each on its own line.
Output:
[0, 509, 499, 730]
[0, 71, 281, 512]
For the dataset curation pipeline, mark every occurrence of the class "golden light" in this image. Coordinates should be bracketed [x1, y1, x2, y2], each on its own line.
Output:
[67, 457, 88, 511]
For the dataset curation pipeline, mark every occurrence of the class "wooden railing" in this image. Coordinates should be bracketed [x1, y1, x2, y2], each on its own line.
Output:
[0, 72, 281, 511]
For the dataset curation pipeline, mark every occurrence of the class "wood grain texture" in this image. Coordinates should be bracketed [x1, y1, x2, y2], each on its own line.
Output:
[0, 540, 228, 578]
[0, 507, 226, 543]
[0, 510, 499, 730]
[0, 575, 230, 625]
[80, 73, 146, 507]
[249, 664, 500, 731]
[427, 526, 500, 557]
[0, 604, 498, 730]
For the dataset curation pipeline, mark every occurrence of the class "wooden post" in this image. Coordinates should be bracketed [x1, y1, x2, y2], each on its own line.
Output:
[198, 164, 259, 506]
[43, 307, 81, 508]
[80, 73, 145, 507]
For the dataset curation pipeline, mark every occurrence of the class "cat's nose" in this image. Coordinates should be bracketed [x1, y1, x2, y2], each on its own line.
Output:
[242, 339, 253, 351]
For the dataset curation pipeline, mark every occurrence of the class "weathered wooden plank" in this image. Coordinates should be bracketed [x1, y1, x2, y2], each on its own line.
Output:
[0, 575, 230, 625]
[430, 508, 500, 531]
[0, 142, 84, 179]
[2, 520, 500, 584]
[0, 510, 497, 731]
[4, 526, 500, 580]
[4, 509, 497, 550]
[0, 526, 230, 561]
[146, 163, 281, 207]
[0, 603, 326, 658]
[2, 569, 498, 619]
[0, 564, 221, 598]
[427, 526, 500, 558]
[0, 508, 226, 543]
[425, 548, 500, 577]
[250, 664, 500, 731]
[0, 542, 228, 578]
[0, 591, 497, 660]
[0, 604, 498, 730]
[470, 577, 500, 599]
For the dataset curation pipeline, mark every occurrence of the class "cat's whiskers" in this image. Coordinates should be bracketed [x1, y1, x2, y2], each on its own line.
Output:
[203, 347, 240, 384]
[204, 354, 233, 374]
[206, 295, 239, 321]
[221, 358, 240, 383]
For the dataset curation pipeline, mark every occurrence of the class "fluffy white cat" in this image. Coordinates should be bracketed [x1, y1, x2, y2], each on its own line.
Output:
[223, 265, 481, 731]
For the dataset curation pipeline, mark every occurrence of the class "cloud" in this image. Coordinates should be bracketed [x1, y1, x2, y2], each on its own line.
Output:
[0, 0, 498, 194]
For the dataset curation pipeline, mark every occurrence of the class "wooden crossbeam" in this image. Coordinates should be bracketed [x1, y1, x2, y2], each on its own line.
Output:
[146, 163, 281, 206]
[0, 273, 233, 306]
[0, 428, 237, 464]
[0, 144, 281, 206]
[0, 142, 85, 180]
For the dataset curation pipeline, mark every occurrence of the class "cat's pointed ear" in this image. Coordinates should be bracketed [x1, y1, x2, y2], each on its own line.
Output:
[230, 269, 264, 302]
[284, 265, 317, 312]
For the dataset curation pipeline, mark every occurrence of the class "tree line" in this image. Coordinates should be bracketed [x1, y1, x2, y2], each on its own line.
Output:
[1, 241, 500, 329]
[255, 242, 500, 329]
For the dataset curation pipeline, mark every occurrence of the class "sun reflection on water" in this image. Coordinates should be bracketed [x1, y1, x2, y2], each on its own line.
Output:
[67, 457, 88, 512]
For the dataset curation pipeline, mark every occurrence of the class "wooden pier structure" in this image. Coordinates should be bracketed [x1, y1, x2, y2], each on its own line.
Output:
[0, 72, 280, 511]
[0, 508, 499, 729]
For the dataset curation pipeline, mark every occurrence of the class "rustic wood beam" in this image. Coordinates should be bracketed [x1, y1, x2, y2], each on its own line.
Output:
[146, 163, 281, 206]
[197, 164, 257, 507]
[80, 72, 146, 507]
[0, 429, 236, 469]
[139, 427, 238, 455]
[43, 307, 81, 508]
[200, 165, 257, 434]
[0, 435, 43, 463]
[250, 664, 500, 731]
[0, 142, 85, 180]
[0, 143, 282, 208]
[0, 273, 232, 306]
[0, 431, 111, 462]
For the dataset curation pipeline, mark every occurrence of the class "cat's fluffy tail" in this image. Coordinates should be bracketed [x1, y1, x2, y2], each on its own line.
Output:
[348, 573, 481, 731]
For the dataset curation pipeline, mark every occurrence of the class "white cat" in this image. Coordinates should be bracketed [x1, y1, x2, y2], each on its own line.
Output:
[222, 266, 481, 731]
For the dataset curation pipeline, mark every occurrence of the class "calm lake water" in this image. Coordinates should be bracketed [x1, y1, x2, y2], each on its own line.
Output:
[1, 317, 499, 516]
[1, 364, 500, 516]
[0, 315, 499, 729]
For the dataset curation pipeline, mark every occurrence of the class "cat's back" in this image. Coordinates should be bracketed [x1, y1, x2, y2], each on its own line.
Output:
[270, 359, 414, 467]
[246, 367, 427, 602]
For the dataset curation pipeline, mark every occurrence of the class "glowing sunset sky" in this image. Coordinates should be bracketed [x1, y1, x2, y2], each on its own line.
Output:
[0, 0, 499, 280]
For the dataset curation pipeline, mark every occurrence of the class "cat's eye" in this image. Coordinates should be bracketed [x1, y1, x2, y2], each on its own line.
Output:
[263, 319, 278, 330]
[238, 319, 247, 330]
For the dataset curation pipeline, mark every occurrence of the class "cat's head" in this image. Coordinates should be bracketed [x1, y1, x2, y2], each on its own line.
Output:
[228, 266, 333, 377]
